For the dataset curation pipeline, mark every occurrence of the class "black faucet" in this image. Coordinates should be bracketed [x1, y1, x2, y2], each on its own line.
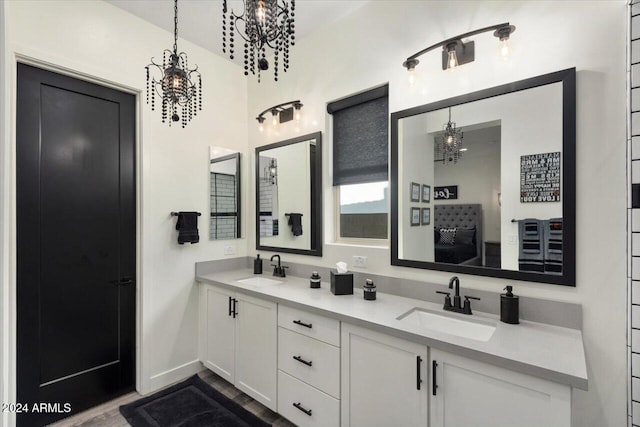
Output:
[270, 254, 288, 277]
[449, 276, 461, 310]
[435, 276, 480, 315]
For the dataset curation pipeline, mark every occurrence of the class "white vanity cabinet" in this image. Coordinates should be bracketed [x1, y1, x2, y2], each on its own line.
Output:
[199, 284, 277, 411]
[341, 323, 428, 427]
[429, 348, 571, 427]
[277, 305, 341, 427]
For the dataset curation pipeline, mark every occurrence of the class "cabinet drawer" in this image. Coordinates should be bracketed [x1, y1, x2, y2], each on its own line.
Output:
[278, 305, 340, 346]
[278, 327, 340, 398]
[278, 370, 340, 427]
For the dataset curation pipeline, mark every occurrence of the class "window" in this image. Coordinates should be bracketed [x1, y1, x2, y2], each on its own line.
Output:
[328, 85, 389, 240]
[339, 182, 388, 239]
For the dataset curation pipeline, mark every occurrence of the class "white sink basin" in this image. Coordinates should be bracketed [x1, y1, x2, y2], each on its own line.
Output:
[237, 277, 283, 287]
[397, 308, 496, 342]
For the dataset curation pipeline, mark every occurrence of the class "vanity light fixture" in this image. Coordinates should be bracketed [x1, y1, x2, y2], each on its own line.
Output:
[403, 23, 515, 83]
[256, 100, 303, 132]
[222, 0, 296, 83]
[145, 0, 202, 128]
[435, 107, 464, 165]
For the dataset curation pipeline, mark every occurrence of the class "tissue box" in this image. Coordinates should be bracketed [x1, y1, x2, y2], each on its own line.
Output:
[330, 271, 353, 295]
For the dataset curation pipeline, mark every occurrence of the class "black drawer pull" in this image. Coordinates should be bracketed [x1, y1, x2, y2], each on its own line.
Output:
[293, 355, 313, 367]
[417, 356, 422, 390]
[293, 320, 312, 329]
[293, 402, 312, 416]
[432, 360, 438, 396]
[228, 296, 232, 316]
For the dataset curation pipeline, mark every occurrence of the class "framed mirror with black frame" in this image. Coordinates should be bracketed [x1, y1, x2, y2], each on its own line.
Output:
[390, 68, 576, 286]
[255, 131, 322, 256]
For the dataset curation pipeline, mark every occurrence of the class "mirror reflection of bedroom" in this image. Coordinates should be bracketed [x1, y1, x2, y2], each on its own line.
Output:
[397, 81, 563, 273]
[432, 122, 501, 267]
[399, 118, 501, 267]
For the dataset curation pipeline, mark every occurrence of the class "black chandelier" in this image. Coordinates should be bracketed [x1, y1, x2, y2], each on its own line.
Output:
[222, 0, 296, 82]
[146, 0, 202, 128]
[435, 108, 464, 165]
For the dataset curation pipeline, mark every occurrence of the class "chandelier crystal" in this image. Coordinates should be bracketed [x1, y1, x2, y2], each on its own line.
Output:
[222, 0, 296, 83]
[146, 0, 202, 128]
[436, 107, 464, 164]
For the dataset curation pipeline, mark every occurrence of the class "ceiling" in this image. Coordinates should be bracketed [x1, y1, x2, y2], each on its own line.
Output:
[105, 0, 369, 66]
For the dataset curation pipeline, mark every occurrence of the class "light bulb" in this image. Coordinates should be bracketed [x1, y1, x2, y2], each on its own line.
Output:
[500, 38, 510, 59]
[408, 69, 415, 86]
[295, 110, 301, 122]
[447, 50, 458, 70]
[446, 135, 453, 144]
[259, 123, 264, 132]
[272, 115, 278, 126]
[256, 0, 266, 23]
[172, 75, 181, 89]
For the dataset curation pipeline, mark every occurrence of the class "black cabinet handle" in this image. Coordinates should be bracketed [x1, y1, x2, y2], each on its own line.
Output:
[228, 296, 232, 316]
[417, 356, 423, 390]
[293, 402, 312, 416]
[293, 355, 313, 367]
[432, 360, 438, 396]
[117, 277, 135, 286]
[232, 298, 238, 318]
[293, 320, 312, 329]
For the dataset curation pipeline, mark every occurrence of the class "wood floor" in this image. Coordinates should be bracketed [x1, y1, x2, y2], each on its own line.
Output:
[47, 370, 296, 427]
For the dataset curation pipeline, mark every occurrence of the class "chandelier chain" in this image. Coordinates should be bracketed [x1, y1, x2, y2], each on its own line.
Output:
[173, 0, 178, 54]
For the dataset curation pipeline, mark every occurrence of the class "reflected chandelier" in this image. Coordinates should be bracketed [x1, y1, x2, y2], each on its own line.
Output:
[222, 0, 296, 82]
[146, 0, 202, 128]
[436, 108, 464, 165]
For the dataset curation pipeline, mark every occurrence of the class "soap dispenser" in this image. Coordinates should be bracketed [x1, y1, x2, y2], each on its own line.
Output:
[253, 254, 263, 274]
[500, 285, 519, 324]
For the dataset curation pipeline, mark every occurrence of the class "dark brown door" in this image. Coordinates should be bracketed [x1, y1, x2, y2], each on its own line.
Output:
[16, 63, 136, 426]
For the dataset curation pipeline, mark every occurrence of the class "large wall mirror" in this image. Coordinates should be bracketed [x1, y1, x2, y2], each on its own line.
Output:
[391, 68, 575, 285]
[255, 132, 322, 256]
[210, 148, 241, 240]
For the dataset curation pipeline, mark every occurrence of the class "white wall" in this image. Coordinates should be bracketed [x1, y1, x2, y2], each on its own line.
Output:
[246, 2, 627, 426]
[399, 114, 435, 261]
[2, 1, 249, 418]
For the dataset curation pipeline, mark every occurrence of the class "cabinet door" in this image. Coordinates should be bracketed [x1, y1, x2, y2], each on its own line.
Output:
[235, 293, 278, 411]
[341, 323, 428, 427]
[201, 285, 236, 383]
[430, 349, 571, 427]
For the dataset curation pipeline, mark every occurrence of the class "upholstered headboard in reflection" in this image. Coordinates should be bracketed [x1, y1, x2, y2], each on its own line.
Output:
[434, 204, 483, 265]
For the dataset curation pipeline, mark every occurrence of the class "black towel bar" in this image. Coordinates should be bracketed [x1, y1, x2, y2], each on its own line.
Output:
[171, 211, 202, 217]
[284, 213, 302, 216]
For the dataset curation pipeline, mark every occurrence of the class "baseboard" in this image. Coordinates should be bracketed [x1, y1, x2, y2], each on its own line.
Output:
[143, 360, 205, 395]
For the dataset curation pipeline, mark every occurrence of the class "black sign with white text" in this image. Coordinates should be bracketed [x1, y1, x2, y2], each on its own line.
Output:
[520, 152, 561, 203]
[434, 186, 458, 200]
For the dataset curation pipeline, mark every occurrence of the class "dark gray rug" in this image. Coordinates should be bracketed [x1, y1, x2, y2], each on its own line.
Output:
[119, 375, 271, 427]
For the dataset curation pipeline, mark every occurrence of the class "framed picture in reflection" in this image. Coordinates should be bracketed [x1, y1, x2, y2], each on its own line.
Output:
[411, 207, 420, 226]
[422, 185, 431, 203]
[410, 182, 420, 202]
[421, 208, 431, 225]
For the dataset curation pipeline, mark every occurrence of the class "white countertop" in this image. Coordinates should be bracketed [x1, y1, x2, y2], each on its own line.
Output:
[196, 269, 588, 390]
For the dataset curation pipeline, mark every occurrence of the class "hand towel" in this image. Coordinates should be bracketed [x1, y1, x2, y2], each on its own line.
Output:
[176, 212, 200, 244]
[287, 213, 303, 236]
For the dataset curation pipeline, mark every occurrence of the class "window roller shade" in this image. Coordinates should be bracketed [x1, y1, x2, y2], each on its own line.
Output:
[328, 86, 389, 186]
